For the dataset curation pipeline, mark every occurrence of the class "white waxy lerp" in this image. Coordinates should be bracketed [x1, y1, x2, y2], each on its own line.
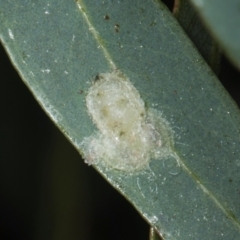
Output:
[81, 70, 174, 172]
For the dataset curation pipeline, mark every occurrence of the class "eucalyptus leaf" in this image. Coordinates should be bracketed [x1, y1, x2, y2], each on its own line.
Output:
[190, 0, 240, 69]
[0, 0, 240, 239]
[174, 0, 220, 74]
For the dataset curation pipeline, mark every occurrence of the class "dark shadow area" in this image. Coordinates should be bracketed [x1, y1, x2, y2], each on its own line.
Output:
[219, 56, 240, 107]
[161, 0, 174, 11]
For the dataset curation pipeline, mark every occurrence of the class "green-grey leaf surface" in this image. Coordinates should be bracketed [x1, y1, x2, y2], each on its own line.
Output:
[190, 0, 240, 69]
[0, 0, 240, 239]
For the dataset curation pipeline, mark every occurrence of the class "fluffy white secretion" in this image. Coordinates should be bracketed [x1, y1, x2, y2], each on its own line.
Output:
[81, 71, 173, 172]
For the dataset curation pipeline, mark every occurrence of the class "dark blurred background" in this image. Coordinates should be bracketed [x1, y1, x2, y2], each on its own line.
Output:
[1, 1, 240, 239]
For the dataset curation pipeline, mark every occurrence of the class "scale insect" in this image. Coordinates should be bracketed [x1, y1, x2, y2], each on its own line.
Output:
[80, 70, 174, 172]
